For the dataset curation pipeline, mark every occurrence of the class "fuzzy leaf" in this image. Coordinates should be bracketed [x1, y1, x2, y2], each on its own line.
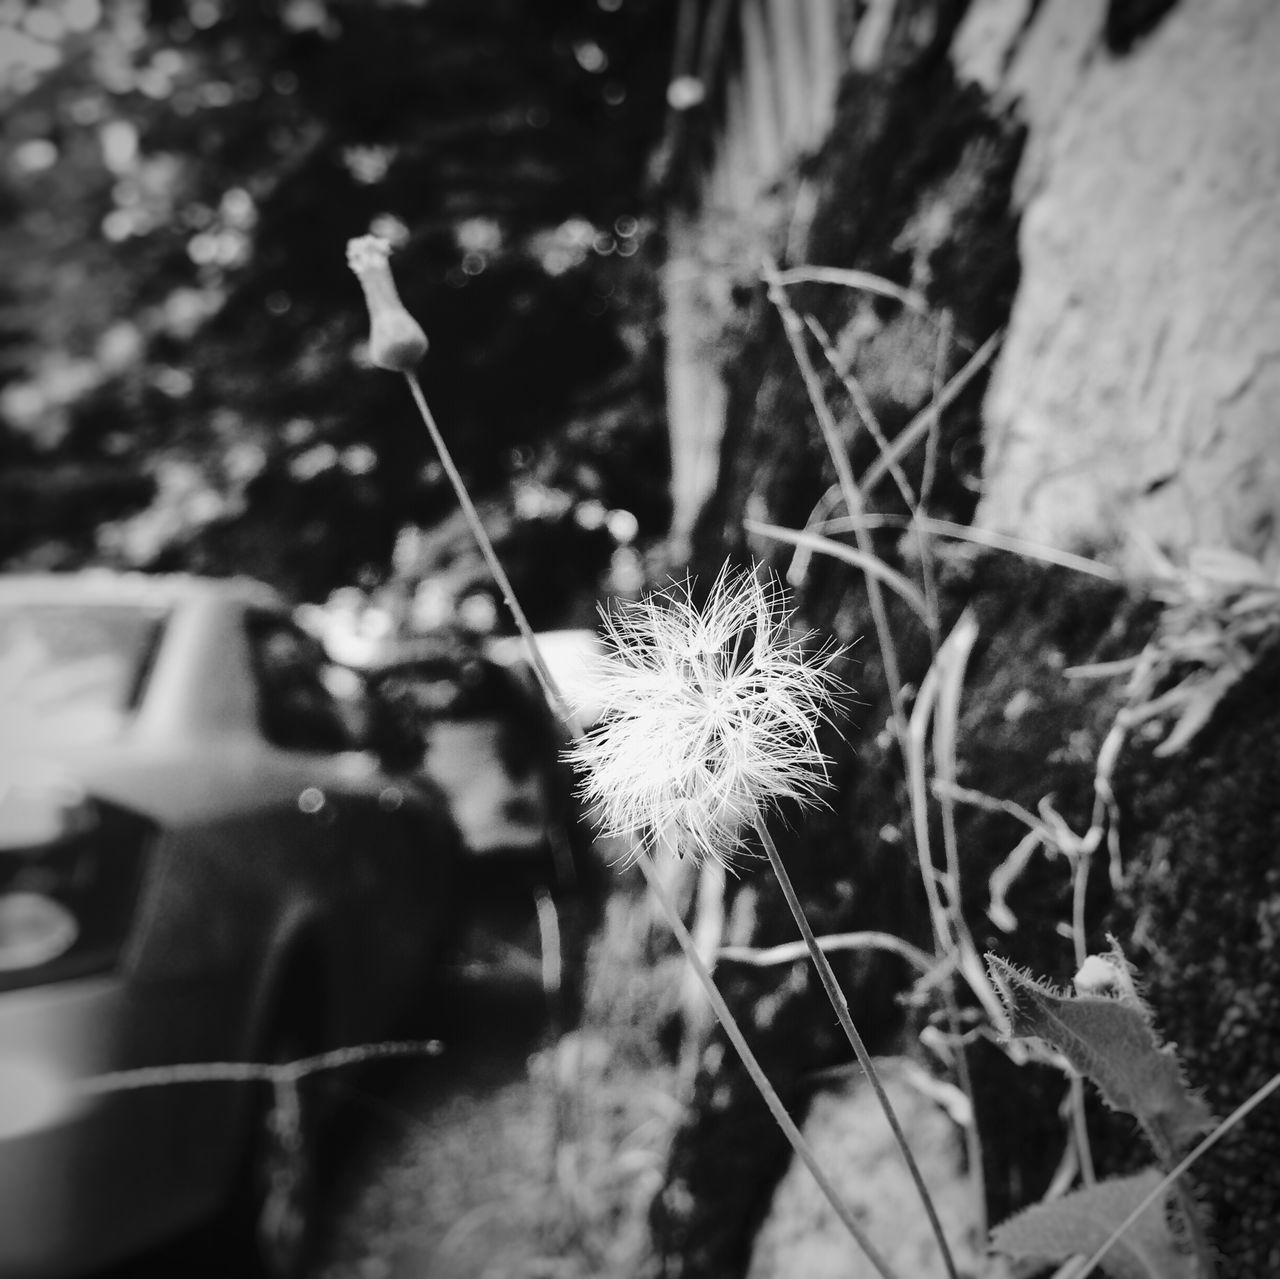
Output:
[987, 956, 1212, 1156]
[990, 1169, 1195, 1279]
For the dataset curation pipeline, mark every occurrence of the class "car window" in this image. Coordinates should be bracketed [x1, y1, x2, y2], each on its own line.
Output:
[245, 612, 356, 754]
[0, 603, 167, 744]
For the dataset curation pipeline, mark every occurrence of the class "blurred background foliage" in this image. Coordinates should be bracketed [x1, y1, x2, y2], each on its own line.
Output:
[0, 0, 676, 611]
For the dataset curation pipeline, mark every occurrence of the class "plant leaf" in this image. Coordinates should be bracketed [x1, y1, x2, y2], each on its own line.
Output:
[990, 1169, 1195, 1279]
[986, 955, 1213, 1157]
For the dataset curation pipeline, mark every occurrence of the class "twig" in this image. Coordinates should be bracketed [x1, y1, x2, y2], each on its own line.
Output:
[857, 331, 1002, 496]
[814, 514, 1122, 583]
[767, 265, 929, 313]
[804, 313, 918, 511]
[718, 930, 935, 974]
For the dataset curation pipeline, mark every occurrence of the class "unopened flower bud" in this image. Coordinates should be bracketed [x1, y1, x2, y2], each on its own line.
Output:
[346, 234, 429, 372]
[1073, 947, 1139, 1004]
[1073, 954, 1119, 996]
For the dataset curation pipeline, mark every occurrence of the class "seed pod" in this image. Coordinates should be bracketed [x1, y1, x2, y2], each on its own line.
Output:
[346, 234, 429, 372]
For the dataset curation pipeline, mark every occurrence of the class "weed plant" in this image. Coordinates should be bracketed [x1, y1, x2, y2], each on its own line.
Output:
[74, 231, 1280, 1279]
[345, 234, 1280, 1279]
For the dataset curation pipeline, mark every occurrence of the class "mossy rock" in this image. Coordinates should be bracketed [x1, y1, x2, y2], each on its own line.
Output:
[1104, 636, 1280, 1277]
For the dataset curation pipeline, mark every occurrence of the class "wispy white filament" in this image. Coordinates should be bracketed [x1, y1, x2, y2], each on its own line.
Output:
[567, 564, 846, 866]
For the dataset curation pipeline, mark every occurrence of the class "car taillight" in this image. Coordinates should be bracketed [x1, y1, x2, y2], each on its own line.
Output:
[0, 775, 155, 991]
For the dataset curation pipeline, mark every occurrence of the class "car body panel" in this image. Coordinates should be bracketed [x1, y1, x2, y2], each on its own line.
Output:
[0, 573, 463, 1278]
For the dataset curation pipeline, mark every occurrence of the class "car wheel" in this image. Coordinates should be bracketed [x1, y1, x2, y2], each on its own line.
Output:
[227, 999, 324, 1279]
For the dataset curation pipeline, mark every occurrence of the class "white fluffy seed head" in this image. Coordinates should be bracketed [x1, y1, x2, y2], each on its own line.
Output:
[566, 563, 848, 867]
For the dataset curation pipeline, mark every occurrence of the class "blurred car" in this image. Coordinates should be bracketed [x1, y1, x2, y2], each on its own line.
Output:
[357, 628, 607, 1021]
[0, 572, 463, 1279]
[362, 628, 602, 895]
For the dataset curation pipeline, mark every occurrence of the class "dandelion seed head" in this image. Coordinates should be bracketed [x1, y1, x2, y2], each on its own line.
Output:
[567, 564, 847, 868]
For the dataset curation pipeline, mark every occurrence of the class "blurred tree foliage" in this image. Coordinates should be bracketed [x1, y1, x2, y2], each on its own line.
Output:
[0, 0, 674, 600]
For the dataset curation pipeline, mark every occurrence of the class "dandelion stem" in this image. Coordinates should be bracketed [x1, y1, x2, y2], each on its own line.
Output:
[401, 370, 583, 888]
[402, 370, 584, 740]
[633, 850, 904, 1279]
[753, 815, 960, 1279]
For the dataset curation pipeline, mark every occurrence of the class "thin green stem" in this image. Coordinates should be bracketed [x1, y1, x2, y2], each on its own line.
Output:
[753, 816, 960, 1279]
[402, 370, 583, 740]
[634, 851, 904, 1279]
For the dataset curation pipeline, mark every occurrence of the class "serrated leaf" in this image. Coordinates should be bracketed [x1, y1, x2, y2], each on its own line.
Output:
[990, 1169, 1195, 1279]
[986, 956, 1213, 1157]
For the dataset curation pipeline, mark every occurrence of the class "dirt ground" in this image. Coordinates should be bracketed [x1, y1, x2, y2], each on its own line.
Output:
[311, 890, 679, 1279]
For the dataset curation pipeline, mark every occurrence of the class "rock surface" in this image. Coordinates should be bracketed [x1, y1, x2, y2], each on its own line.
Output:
[745, 1060, 980, 1279]
[972, 0, 1280, 568]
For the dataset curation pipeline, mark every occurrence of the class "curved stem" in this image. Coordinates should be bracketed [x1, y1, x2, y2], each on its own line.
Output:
[753, 817, 960, 1279]
[634, 852, 904, 1279]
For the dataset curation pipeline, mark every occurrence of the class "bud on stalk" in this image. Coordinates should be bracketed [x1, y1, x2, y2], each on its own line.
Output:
[346, 234, 429, 372]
